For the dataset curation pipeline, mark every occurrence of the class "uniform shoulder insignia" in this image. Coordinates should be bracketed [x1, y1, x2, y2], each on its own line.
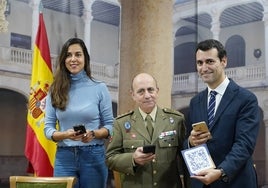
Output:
[163, 108, 183, 116]
[116, 110, 134, 119]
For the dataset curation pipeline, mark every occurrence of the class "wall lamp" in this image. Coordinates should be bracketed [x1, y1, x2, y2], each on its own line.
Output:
[253, 49, 262, 60]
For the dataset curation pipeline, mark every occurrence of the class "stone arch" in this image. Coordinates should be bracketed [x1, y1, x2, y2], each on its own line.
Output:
[174, 42, 197, 74]
[225, 35, 245, 68]
[0, 88, 28, 184]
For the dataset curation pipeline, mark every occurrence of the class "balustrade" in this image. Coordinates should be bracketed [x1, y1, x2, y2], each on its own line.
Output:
[0, 46, 267, 93]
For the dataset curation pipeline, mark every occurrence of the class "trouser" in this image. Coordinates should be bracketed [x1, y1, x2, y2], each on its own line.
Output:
[54, 145, 108, 188]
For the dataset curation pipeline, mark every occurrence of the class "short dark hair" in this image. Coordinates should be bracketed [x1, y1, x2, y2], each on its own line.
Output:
[196, 39, 227, 61]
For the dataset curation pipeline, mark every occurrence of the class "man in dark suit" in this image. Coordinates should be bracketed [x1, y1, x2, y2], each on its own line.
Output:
[106, 73, 187, 188]
[185, 39, 260, 188]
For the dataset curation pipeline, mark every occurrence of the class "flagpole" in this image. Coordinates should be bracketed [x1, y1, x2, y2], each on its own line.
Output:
[39, 1, 43, 13]
[31, 0, 41, 50]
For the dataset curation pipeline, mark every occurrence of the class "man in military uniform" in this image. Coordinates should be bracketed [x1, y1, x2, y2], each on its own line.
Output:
[106, 73, 187, 188]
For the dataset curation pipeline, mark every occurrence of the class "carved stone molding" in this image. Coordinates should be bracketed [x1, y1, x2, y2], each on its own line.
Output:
[0, 0, 8, 33]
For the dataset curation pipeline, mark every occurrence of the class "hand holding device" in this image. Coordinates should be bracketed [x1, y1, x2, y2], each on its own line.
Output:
[192, 121, 212, 140]
[73, 124, 86, 135]
[143, 145, 156, 154]
[192, 121, 209, 132]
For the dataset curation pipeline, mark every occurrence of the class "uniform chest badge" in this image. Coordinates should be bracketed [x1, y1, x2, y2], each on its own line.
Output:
[124, 121, 131, 132]
[169, 117, 174, 124]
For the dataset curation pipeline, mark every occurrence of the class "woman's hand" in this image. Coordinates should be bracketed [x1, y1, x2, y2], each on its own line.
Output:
[52, 129, 96, 142]
[81, 130, 95, 143]
[67, 129, 84, 141]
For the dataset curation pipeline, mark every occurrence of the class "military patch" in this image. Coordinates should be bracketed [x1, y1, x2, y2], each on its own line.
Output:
[124, 121, 131, 132]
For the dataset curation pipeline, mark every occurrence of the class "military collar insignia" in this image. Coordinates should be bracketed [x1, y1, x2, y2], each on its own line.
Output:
[169, 117, 174, 124]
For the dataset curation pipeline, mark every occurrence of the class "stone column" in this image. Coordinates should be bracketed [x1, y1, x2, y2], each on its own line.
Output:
[118, 0, 174, 114]
[262, 4, 268, 184]
[114, 1, 174, 187]
[210, 6, 221, 40]
[82, 0, 94, 53]
[0, 0, 9, 33]
[29, 0, 41, 49]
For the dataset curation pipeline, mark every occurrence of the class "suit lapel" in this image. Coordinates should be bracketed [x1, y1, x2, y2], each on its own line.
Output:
[211, 80, 238, 129]
[199, 90, 209, 123]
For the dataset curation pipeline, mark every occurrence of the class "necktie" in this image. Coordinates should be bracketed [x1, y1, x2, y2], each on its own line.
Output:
[146, 115, 154, 139]
[208, 91, 217, 127]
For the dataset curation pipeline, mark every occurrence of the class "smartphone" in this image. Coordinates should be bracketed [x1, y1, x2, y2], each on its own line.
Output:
[143, 145, 156, 154]
[73, 124, 86, 135]
[192, 121, 209, 132]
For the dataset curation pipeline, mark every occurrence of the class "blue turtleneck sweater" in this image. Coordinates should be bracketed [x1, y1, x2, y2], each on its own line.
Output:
[44, 70, 114, 146]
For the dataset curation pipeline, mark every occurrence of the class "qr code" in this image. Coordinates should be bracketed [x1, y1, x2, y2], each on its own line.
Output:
[182, 144, 215, 174]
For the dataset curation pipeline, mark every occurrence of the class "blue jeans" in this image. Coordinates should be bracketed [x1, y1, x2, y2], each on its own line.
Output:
[54, 145, 108, 188]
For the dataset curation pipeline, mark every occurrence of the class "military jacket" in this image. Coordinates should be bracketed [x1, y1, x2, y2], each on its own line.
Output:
[106, 107, 186, 188]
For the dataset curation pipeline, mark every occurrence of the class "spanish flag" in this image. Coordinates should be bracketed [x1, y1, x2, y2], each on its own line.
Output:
[24, 12, 56, 176]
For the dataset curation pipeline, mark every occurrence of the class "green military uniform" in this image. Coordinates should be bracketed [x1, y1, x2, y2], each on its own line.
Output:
[106, 107, 186, 188]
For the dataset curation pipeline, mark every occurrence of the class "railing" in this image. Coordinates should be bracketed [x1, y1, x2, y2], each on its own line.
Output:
[172, 64, 267, 93]
[0, 46, 267, 93]
[0, 46, 118, 86]
[10, 48, 32, 65]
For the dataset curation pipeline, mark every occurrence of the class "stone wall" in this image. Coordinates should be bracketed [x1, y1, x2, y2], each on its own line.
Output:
[0, 156, 28, 185]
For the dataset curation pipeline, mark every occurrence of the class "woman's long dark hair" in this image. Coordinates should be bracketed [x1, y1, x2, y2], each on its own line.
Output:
[50, 38, 92, 110]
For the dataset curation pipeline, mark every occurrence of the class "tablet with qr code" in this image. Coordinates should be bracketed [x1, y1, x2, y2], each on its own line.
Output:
[181, 144, 215, 176]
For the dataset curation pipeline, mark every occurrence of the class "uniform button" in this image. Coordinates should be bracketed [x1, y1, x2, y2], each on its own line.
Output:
[153, 170, 157, 174]
[152, 159, 156, 163]
[131, 145, 134, 149]
[153, 182, 157, 186]
[168, 144, 171, 147]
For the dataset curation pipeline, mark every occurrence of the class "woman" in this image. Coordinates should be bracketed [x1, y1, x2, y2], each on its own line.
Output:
[44, 38, 114, 188]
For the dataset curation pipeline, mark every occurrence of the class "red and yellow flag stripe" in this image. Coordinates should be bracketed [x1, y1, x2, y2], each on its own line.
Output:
[25, 13, 56, 176]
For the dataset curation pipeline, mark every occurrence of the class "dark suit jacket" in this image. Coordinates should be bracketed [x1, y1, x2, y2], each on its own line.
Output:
[185, 79, 260, 188]
[106, 107, 186, 188]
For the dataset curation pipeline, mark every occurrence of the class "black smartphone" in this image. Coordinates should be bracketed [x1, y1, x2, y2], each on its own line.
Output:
[73, 124, 86, 135]
[143, 145, 156, 154]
